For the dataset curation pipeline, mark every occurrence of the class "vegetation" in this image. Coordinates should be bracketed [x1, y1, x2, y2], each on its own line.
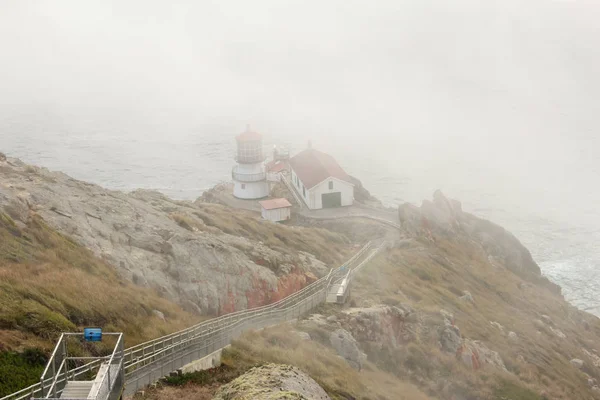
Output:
[170, 201, 352, 265]
[139, 325, 431, 400]
[0, 350, 47, 396]
[347, 229, 600, 400]
[0, 213, 196, 396]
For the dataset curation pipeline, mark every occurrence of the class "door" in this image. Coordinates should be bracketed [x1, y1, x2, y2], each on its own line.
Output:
[321, 192, 342, 208]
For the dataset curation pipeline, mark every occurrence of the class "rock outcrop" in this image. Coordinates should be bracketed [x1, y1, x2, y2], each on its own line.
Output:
[0, 157, 342, 315]
[340, 304, 418, 349]
[329, 328, 367, 370]
[212, 363, 330, 400]
[398, 190, 560, 292]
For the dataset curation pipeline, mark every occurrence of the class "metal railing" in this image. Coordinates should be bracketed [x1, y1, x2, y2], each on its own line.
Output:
[281, 175, 305, 208]
[26, 333, 124, 400]
[1, 241, 383, 400]
[231, 167, 267, 182]
[122, 241, 377, 394]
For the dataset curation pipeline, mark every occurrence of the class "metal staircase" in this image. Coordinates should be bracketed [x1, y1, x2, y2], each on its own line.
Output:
[27, 333, 124, 400]
[2, 241, 386, 400]
[59, 382, 94, 399]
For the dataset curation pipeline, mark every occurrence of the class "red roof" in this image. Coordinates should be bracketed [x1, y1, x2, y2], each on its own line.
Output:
[259, 198, 292, 210]
[289, 148, 352, 189]
[266, 160, 287, 173]
[236, 128, 263, 142]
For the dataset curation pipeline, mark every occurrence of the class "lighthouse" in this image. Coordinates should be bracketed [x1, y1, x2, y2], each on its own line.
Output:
[232, 126, 269, 199]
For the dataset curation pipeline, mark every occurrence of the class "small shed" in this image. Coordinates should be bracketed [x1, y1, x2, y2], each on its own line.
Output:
[259, 198, 292, 222]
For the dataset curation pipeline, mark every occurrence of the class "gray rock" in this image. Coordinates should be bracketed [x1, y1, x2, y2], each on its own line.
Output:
[508, 331, 518, 341]
[0, 158, 332, 315]
[570, 359, 584, 369]
[329, 328, 367, 370]
[490, 321, 505, 333]
[460, 290, 474, 303]
[440, 326, 462, 353]
[152, 310, 166, 322]
[213, 363, 330, 400]
[292, 331, 311, 341]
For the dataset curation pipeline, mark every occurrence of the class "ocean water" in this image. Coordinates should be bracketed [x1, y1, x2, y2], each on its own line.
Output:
[2, 124, 599, 316]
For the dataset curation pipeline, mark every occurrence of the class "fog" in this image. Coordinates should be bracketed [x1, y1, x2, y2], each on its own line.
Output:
[1, 0, 600, 228]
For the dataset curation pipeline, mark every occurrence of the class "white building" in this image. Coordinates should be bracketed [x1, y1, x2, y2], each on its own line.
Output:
[232, 127, 269, 199]
[259, 198, 292, 222]
[289, 148, 354, 210]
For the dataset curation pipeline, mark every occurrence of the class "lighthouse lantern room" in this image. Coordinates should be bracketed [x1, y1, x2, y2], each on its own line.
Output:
[232, 126, 269, 199]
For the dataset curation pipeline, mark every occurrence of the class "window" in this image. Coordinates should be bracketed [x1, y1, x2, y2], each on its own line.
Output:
[241, 183, 246, 189]
[328, 181, 333, 190]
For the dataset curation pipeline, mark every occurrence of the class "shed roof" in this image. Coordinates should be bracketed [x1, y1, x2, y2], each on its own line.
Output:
[289, 148, 352, 189]
[259, 198, 292, 210]
[266, 160, 288, 173]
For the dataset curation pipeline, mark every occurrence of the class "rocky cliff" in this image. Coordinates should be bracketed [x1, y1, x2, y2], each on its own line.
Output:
[399, 189, 560, 291]
[0, 157, 350, 316]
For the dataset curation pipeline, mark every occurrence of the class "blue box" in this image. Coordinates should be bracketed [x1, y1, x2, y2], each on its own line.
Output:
[83, 327, 102, 342]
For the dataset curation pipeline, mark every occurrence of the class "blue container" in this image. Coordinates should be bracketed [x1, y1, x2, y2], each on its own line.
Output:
[83, 327, 102, 342]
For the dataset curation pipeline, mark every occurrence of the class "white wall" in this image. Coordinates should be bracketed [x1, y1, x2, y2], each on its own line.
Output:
[290, 169, 353, 209]
[233, 180, 269, 199]
[235, 162, 264, 174]
[233, 161, 268, 199]
[261, 207, 291, 222]
[309, 177, 353, 209]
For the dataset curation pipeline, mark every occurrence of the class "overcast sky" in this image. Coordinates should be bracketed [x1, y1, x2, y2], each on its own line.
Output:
[1, 0, 599, 217]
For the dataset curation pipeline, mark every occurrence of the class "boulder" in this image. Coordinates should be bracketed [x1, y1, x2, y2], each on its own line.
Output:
[508, 331, 518, 341]
[152, 310, 166, 322]
[292, 331, 311, 341]
[341, 305, 418, 348]
[440, 326, 462, 354]
[571, 359, 584, 369]
[460, 291, 474, 303]
[213, 363, 331, 400]
[490, 321, 505, 333]
[329, 328, 367, 370]
[459, 339, 507, 371]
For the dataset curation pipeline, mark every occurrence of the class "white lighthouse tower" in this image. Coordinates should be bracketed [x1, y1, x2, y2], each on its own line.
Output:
[232, 126, 269, 199]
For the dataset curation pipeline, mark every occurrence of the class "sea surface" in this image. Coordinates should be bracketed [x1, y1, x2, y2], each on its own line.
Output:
[2, 124, 599, 316]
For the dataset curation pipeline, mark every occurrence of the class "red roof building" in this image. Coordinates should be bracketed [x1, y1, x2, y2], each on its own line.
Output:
[289, 148, 352, 189]
[259, 198, 292, 222]
[289, 148, 354, 210]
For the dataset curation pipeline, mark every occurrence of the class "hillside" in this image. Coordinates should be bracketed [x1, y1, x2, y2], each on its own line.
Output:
[0, 155, 352, 396]
[141, 193, 600, 400]
[3, 155, 600, 399]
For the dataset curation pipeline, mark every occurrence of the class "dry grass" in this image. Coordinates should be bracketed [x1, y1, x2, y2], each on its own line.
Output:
[350, 236, 600, 399]
[172, 202, 353, 265]
[0, 213, 198, 350]
[223, 325, 433, 400]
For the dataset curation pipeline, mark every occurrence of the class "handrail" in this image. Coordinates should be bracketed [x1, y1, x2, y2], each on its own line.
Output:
[45, 358, 67, 399]
[3, 241, 383, 400]
[39, 333, 64, 389]
[89, 334, 122, 400]
[124, 242, 371, 360]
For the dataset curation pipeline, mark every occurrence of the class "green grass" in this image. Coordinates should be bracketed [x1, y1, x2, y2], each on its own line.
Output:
[0, 213, 197, 395]
[0, 349, 47, 397]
